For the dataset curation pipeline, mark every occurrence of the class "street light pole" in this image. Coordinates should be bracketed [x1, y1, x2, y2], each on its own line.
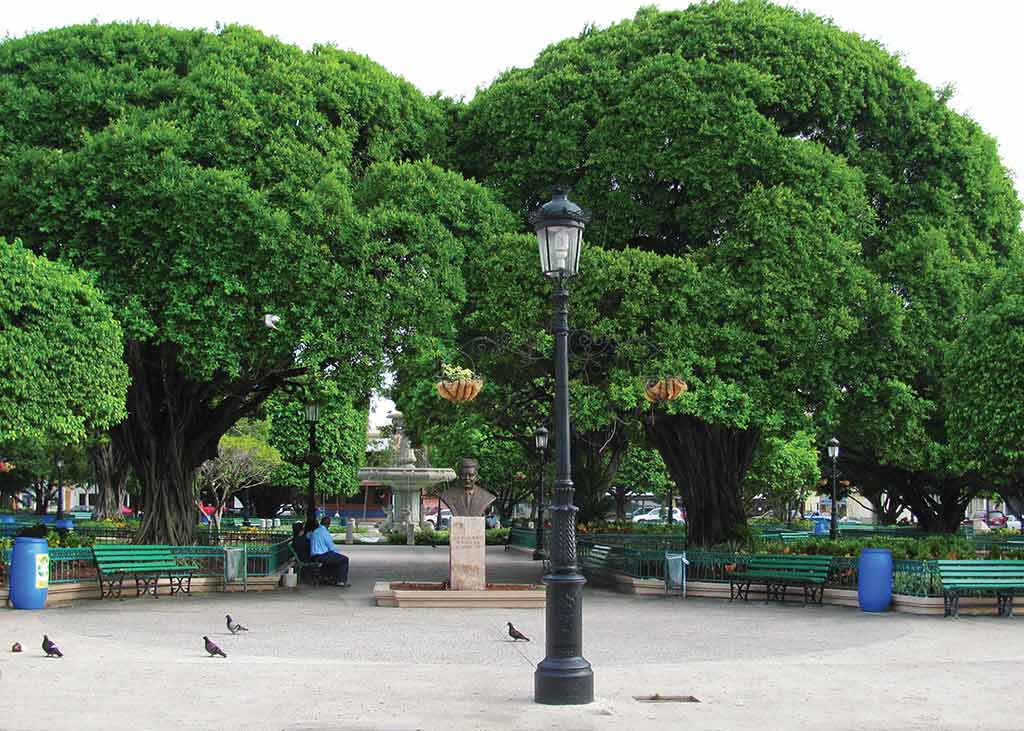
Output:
[828, 437, 840, 540]
[530, 187, 593, 706]
[534, 426, 549, 561]
[55, 457, 65, 520]
[305, 401, 321, 521]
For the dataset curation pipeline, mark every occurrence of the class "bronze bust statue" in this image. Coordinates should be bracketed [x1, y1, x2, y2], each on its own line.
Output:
[440, 458, 496, 517]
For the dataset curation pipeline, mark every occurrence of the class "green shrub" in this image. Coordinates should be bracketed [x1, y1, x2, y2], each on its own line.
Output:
[385, 526, 510, 546]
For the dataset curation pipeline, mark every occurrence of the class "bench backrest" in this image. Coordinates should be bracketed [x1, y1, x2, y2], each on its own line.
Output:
[936, 560, 1024, 584]
[582, 545, 613, 563]
[743, 554, 833, 577]
[92, 545, 177, 566]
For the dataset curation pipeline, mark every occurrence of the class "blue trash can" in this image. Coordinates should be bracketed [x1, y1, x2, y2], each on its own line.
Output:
[857, 548, 893, 612]
[0, 515, 15, 524]
[814, 519, 829, 535]
[39, 515, 56, 524]
[9, 537, 49, 610]
[55, 518, 74, 531]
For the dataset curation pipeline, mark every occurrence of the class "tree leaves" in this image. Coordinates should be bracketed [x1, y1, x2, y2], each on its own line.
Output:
[0, 238, 128, 445]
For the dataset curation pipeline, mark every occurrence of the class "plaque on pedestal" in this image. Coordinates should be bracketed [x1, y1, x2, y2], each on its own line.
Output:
[449, 516, 486, 591]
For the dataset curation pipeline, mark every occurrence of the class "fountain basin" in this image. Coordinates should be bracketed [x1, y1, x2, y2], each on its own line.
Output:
[373, 580, 545, 608]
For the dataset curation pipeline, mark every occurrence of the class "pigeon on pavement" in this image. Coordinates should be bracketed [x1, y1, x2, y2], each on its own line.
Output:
[204, 636, 227, 658]
[507, 623, 530, 642]
[11, 642, 22, 653]
[225, 615, 249, 634]
[42, 635, 63, 658]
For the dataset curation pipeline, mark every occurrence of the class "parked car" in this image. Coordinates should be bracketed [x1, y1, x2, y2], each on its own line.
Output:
[986, 511, 1008, 528]
[425, 508, 452, 529]
[632, 506, 685, 524]
[1006, 515, 1022, 531]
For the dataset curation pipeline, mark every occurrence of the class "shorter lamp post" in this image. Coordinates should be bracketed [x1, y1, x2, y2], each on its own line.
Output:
[305, 401, 322, 521]
[55, 457, 65, 520]
[828, 437, 839, 540]
[533, 426, 549, 561]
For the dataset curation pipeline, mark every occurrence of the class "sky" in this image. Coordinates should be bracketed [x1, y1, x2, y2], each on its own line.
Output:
[4, 0, 1022, 426]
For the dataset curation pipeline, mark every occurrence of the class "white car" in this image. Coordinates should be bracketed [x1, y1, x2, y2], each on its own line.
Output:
[425, 508, 452, 528]
[632, 507, 685, 524]
[1006, 514, 1022, 531]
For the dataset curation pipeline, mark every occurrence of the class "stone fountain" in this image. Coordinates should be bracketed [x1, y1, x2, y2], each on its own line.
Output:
[357, 411, 455, 544]
[370, 442, 545, 609]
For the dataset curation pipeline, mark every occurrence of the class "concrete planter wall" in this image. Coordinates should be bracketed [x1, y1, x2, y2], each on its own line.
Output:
[2, 574, 282, 608]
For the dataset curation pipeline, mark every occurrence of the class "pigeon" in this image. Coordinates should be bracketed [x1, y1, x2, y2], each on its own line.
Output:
[11, 642, 22, 653]
[42, 635, 63, 658]
[507, 623, 530, 642]
[263, 313, 280, 330]
[203, 636, 227, 658]
[226, 615, 248, 634]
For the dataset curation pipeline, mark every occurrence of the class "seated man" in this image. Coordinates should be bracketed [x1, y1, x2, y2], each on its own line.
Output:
[291, 522, 311, 562]
[308, 516, 350, 587]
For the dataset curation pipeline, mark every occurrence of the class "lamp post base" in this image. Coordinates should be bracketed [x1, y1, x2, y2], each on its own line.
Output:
[534, 658, 594, 705]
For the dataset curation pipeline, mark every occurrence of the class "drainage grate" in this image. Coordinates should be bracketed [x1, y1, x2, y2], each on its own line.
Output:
[633, 694, 701, 703]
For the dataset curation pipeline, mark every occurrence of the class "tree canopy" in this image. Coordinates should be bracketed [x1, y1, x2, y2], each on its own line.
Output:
[447, 1, 1021, 541]
[0, 238, 128, 446]
[948, 254, 1024, 493]
[0, 23, 507, 543]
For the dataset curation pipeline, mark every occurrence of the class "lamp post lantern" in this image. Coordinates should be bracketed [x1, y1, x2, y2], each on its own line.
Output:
[305, 401, 322, 520]
[529, 186, 594, 705]
[55, 457, 65, 519]
[533, 426, 549, 561]
[827, 437, 839, 540]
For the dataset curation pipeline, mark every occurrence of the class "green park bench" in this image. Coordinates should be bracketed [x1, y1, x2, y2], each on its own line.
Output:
[936, 560, 1024, 618]
[729, 554, 833, 605]
[579, 545, 615, 585]
[288, 544, 323, 587]
[92, 545, 198, 599]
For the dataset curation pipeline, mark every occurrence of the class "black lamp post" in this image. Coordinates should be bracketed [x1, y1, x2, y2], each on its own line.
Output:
[55, 457, 65, 520]
[533, 426, 549, 561]
[304, 401, 322, 521]
[529, 187, 594, 706]
[828, 437, 839, 540]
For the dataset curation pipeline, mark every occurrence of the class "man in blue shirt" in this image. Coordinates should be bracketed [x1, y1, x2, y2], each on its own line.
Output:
[309, 516, 350, 587]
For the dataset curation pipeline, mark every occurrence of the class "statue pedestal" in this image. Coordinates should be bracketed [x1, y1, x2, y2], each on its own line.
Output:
[449, 517, 486, 591]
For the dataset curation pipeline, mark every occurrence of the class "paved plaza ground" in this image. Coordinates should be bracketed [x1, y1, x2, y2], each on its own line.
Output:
[2, 545, 1021, 730]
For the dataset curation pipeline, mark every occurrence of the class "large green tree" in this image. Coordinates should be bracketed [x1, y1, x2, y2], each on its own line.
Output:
[451, 1, 1020, 541]
[0, 24, 486, 543]
[0, 238, 128, 447]
[948, 254, 1024, 516]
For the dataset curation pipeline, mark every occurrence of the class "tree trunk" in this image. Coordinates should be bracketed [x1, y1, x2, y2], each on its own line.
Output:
[92, 440, 130, 520]
[842, 452, 976, 533]
[899, 478, 976, 533]
[32, 477, 50, 515]
[613, 485, 628, 521]
[645, 412, 759, 547]
[570, 427, 626, 524]
[246, 484, 294, 518]
[112, 340, 285, 545]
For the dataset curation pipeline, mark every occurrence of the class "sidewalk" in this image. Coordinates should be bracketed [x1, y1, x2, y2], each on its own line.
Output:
[2, 545, 1020, 730]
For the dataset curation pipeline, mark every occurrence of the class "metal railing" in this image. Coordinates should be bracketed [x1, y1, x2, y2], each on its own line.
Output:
[1, 538, 294, 587]
[576, 543, 946, 598]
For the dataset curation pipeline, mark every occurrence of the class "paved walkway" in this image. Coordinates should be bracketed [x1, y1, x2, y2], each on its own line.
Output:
[2, 545, 1021, 730]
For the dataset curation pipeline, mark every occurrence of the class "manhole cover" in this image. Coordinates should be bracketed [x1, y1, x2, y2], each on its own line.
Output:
[633, 694, 700, 703]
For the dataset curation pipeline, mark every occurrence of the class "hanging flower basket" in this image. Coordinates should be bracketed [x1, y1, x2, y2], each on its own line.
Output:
[435, 362, 483, 403]
[435, 378, 484, 403]
[644, 377, 687, 403]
